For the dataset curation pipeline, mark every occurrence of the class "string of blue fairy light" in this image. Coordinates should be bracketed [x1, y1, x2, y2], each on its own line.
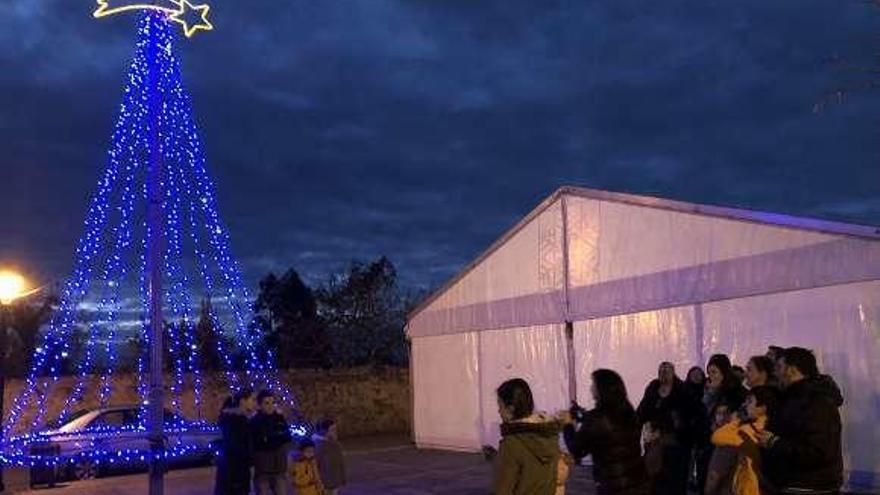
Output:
[173, 60, 297, 405]
[163, 71, 204, 418]
[60, 43, 151, 420]
[96, 80, 144, 407]
[2, 62, 128, 437]
[179, 85, 297, 407]
[161, 51, 189, 417]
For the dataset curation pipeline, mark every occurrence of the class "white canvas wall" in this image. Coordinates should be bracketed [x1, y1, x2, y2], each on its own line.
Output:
[411, 324, 571, 450]
[563, 195, 880, 323]
[572, 306, 700, 408]
[564, 194, 836, 288]
[478, 324, 570, 447]
[411, 333, 481, 450]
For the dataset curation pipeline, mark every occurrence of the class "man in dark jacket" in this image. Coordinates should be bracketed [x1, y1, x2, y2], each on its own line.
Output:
[637, 362, 702, 495]
[759, 347, 843, 495]
[216, 388, 257, 495]
[251, 390, 293, 495]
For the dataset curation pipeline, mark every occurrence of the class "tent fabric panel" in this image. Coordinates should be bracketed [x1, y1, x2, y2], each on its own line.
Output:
[408, 234, 880, 337]
[411, 332, 482, 451]
[408, 201, 565, 336]
[592, 199, 836, 284]
[701, 281, 880, 491]
[567, 236, 880, 322]
[564, 196, 601, 288]
[572, 306, 699, 408]
[478, 324, 570, 448]
[407, 291, 564, 337]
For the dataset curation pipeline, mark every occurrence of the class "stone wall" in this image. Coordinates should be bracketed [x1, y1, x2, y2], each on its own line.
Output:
[1, 367, 411, 439]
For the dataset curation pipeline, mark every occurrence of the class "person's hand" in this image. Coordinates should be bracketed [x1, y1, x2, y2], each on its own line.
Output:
[757, 430, 776, 448]
[556, 410, 574, 425]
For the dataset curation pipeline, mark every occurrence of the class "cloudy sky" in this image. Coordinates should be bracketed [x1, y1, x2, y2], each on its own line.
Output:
[1, 0, 879, 291]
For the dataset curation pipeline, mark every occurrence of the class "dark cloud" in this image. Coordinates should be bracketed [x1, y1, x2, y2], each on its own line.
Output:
[1, 0, 879, 292]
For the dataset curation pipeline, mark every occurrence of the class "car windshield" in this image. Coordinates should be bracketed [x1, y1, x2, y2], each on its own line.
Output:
[48, 409, 91, 428]
[132, 409, 190, 426]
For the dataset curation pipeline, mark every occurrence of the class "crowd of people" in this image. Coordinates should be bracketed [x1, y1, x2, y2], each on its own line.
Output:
[213, 389, 347, 495]
[491, 345, 845, 495]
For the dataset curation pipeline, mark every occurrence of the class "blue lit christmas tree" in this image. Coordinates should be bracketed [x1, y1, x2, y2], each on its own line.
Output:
[0, 12, 297, 485]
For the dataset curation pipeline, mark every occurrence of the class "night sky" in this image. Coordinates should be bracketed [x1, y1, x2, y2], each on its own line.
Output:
[2, 0, 880, 291]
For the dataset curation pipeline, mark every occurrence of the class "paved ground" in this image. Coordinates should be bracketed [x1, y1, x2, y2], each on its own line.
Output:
[12, 436, 596, 495]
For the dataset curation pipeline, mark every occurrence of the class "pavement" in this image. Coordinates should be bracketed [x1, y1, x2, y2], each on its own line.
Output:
[8, 436, 597, 495]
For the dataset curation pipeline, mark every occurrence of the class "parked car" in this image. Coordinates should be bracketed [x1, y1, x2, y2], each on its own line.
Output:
[28, 405, 221, 481]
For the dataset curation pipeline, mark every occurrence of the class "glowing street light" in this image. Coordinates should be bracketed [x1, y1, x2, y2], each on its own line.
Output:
[0, 270, 39, 305]
[0, 268, 40, 491]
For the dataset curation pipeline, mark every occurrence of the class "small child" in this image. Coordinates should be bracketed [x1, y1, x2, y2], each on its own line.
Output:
[312, 418, 346, 495]
[291, 439, 324, 495]
[711, 387, 780, 495]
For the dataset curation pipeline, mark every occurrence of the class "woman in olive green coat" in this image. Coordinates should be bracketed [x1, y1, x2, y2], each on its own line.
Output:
[493, 378, 563, 495]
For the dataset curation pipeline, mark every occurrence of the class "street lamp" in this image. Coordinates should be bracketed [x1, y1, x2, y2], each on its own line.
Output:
[0, 271, 40, 305]
[0, 269, 39, 493]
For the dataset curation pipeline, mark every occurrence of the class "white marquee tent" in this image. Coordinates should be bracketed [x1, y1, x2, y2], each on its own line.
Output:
[406, 186, 880, 492]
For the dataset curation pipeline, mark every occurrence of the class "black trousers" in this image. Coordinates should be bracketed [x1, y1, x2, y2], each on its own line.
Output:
[651, 444, 690, 495]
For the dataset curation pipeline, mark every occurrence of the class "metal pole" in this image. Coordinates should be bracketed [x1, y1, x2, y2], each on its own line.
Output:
[0, 304, 7, 493]
[146, 15, 166, 495]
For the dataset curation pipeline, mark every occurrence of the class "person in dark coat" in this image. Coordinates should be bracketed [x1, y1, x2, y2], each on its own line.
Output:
[559, 369, 649, 495]
[493, 378, 562, 495]
[684, 366, 709, 491]
[215, 387, 257, 495]
[700, 354, 748, 495]
[637, 362, 700, 495]
[214, 397, 235, 495]
[251, 390, 293, 495]
[758, 347, 843, 495]
[685, 367, 707, 403]
[312, 418, 346, 495]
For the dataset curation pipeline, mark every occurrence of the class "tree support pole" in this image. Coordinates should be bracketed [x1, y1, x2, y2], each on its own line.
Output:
[146, 16, 166, 495]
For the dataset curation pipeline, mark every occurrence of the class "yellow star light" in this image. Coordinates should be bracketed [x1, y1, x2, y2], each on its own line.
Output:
[169, 0, 213, 38]
[93, 0, 214, 38]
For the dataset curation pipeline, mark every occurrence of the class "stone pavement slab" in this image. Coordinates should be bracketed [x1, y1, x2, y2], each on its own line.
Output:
[11, 438, 597, 495]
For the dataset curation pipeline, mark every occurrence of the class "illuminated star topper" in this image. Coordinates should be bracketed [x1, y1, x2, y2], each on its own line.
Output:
[94, 0, 213, 38]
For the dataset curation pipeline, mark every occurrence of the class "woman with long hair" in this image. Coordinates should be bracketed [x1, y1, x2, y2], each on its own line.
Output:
[701, 355, 748, 495]
[745, 356, 776, 389]
[493, 378, 562, 495]
[558, 369, 649, 495]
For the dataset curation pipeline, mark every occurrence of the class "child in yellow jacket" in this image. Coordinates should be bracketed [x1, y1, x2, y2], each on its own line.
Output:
[711, 386, 780, 495]
[291, 439, 324, 495]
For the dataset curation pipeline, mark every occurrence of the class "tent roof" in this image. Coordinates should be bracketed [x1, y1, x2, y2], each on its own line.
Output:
[409, 186, 880, 321]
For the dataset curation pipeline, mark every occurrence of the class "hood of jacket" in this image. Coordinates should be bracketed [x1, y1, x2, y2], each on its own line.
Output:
[499, 413, 561, 465]
[808, 374, 844, 407]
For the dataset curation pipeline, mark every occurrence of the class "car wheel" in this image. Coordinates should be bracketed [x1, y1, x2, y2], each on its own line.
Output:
[73, 459, 98, 480]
